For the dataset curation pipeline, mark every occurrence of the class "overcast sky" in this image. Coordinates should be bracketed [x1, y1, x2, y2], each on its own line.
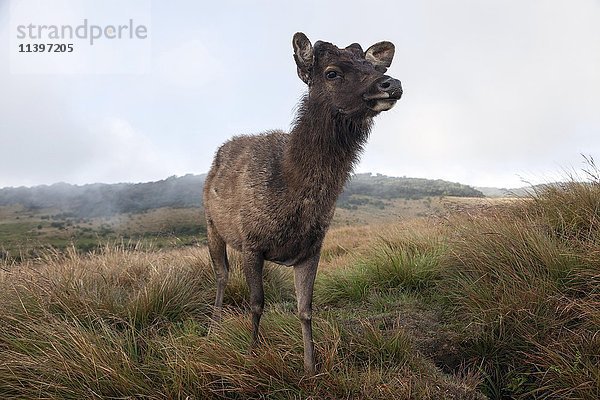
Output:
[1, 0, 599, 189]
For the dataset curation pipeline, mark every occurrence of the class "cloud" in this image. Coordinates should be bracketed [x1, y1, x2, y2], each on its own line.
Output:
[154, 39, 224, 89]
[357, 0, 600, 187]
[0, 2, 180, 187]
[69, 117, 185, 184]
[0, 29, 170, 186]
[0, 74, 182, 186]
[0, 74, 88, 187]
[1, 0, 599, 189]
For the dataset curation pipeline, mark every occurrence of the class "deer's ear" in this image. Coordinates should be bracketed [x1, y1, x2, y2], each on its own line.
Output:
[293, 32, 313, 85]
[365, 41, 395, 73]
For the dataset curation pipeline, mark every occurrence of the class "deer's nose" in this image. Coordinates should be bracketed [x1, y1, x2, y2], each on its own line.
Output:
[377, 76, 403, 99]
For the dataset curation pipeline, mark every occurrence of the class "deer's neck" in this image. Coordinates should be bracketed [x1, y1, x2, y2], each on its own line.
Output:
[284, 95, 373, 203]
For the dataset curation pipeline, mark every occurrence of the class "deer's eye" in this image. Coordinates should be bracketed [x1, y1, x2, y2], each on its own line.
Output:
[326, 70, 339, 80]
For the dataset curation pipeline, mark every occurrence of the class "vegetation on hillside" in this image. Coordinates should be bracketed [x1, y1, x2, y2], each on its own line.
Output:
[0, 207, 205, 262]
[337, 173, 483, 208]
[0, 163, 598, 399]
[0, 173, 482, 218]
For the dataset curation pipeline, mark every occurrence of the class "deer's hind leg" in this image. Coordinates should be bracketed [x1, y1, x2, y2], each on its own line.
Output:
[207, 219, 229, 324]
[241, 249, 265, 347]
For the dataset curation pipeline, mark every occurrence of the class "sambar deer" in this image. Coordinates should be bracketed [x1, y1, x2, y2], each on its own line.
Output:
[203, 32, 402, 375]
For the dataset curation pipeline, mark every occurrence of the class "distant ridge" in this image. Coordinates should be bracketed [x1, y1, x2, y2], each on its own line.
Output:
[476, 185, 553, 198]
[0, 174, 206, 218]
[339, 173, 483, 203]
[0, 173, 484, 218]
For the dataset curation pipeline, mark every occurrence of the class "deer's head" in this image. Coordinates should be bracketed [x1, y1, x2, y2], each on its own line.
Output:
[293, 32, 402, 118]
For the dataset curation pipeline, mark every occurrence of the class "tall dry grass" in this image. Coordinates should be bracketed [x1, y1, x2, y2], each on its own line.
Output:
[2, 161, 599, 399]
[0, 243, 482, 399]
[438, 164, 600, 398]
[312, 162, 600, 399]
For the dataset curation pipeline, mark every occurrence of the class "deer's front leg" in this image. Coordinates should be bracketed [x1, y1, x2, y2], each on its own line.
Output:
[293, 252, 320, 375]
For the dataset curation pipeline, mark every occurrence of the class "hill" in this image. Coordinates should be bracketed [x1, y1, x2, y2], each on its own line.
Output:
[0, 173, 483, 218]
[476, 185, 542, 198]
[0, 174, 206, 218]
[0, 173, 485, 260]
[339, 173, 483, 209]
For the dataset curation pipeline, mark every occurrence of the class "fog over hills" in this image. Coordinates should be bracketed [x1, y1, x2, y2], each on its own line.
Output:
[0, 173, 486, 218]
[0, 174, 206, 217]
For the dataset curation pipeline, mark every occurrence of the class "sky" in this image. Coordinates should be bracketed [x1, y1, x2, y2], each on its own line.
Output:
[1, 0, 599, 189]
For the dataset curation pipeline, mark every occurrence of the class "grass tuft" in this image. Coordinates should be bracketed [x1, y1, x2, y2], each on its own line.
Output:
[316, 225, 444, 305]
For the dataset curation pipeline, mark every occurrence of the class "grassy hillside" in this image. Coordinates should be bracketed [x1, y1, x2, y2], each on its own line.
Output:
[0, 206, 205, 261]
[0, 170, 598, 399]
[0, 197, 490, 262]
[0, 172, 485, 261]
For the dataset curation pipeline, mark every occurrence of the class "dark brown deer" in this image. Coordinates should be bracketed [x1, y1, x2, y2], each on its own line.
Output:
[203, 32, 402, 375]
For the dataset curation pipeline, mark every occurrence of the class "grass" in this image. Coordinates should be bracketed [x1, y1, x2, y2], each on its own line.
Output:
[0, 207, 207, 261]
[1, 164, 599, 398]
[314, 164, 600, 398]
[316, 222, 445, 305]
[0, 245, 480, 399]
[0, 195, 462, 263]
[436, 164, 600, 398]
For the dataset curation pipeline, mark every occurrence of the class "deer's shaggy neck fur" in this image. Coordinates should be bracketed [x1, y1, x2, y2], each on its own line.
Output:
[284, 94, 373, 205]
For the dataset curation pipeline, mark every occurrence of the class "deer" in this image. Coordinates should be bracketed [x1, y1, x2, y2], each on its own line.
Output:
[203, 32, 402, 375]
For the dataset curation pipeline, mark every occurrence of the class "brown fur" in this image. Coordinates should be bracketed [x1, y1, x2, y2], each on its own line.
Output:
[203, 32, 402, 374]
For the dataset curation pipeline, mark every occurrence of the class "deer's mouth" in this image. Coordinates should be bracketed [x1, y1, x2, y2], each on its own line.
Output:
[366, 98, 397, 112]
[364, 91, 401, 112]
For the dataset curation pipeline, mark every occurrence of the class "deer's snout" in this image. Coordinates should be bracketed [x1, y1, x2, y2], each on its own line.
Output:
[377, 76, 403, 99]
[363, 75, 403, 112]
